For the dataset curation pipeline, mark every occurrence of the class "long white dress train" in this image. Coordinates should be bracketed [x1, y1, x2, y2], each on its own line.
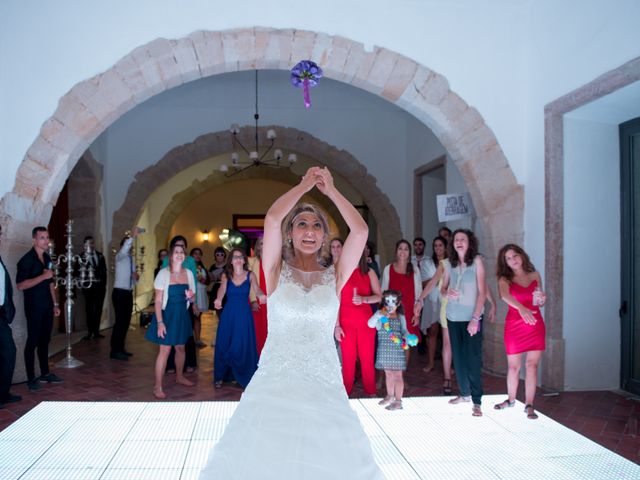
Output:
[199, 263, 384, 479]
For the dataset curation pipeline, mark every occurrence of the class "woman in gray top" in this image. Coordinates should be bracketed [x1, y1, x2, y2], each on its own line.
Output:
[441, 229, 487, 417]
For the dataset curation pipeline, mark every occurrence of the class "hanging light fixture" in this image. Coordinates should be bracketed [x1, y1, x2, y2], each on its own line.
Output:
[220, 70, 298, 177]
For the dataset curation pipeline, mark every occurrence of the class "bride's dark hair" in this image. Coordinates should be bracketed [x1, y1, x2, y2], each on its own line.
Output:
[282, 203, 330, 262]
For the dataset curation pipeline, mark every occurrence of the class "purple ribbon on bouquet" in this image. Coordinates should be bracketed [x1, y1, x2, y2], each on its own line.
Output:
[290, 60, 323, 108]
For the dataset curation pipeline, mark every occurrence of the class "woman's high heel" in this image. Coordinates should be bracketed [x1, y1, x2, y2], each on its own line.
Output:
[443, 379, 452, 395]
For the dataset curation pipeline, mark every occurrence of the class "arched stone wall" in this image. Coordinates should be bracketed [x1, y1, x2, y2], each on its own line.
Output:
[4, 29, 522, 253]
[111, 128, 399, 260]
[152, 168, 347, 251]
[0, 28, 523, 382]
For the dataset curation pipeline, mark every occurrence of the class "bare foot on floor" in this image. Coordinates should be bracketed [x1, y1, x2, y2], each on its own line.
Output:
[176, 377, 195, 386]
[153, 387, 166, 399]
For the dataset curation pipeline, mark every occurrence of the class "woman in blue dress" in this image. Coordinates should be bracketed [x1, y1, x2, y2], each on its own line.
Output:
[213, 247, 266, 389]
[145, 244, 197, 399]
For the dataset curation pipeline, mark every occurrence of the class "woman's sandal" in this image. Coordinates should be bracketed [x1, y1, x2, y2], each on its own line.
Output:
[493, 399, 516, 410]
[448, 395, 470, 405]
[472, 404, 483, 417]
[378, 396, 393, 406]
[385, 400, 403, 411]
[443, 379, 453, 395]
[524, 404, 538, 420]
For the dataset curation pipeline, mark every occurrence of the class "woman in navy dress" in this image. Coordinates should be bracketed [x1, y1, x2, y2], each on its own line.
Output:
[213, 248, 266, 389]
[145, 244, 196, 399]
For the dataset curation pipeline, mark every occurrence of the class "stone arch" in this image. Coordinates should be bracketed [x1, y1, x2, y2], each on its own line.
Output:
[1, 27, 523, 380]
[153, 169, 347, 249]
[112, 128, 400, 260]
[4, 28, 522, 254]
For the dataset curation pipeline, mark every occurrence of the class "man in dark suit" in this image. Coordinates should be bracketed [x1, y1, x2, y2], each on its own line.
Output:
[0, 224, 21, 408]
[82, 236, 107, 340]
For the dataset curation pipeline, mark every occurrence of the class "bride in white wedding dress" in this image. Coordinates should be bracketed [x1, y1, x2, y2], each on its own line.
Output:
[199, 167, 384, 479]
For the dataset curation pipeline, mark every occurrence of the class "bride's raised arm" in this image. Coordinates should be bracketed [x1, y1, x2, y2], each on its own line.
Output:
[314, 168, 368, 293]
[262, 167, 322, 294]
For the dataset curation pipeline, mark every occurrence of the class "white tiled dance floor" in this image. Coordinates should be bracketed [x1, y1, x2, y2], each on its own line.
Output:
[0, 395, 638, 479]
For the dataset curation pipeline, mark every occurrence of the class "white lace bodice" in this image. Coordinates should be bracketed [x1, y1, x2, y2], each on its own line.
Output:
[255, 262, 342, 390]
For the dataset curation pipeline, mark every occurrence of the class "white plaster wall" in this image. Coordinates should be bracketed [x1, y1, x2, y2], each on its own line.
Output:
[563, 116, 620, 390]
[522, 0, 640, 273]
[421, 167, 446, 242]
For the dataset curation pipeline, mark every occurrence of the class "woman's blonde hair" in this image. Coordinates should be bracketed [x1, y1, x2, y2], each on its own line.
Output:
[281, 203, 330, 262]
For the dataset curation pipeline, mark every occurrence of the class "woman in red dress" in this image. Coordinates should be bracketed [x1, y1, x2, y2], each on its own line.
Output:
[337, 248, 382, 396]
[494, 244, 546, 419]
[249, 238, 268, 356]
[381, 240, 421, 362]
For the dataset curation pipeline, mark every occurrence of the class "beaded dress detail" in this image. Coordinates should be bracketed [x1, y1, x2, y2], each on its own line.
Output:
[199, 262, 383, 479]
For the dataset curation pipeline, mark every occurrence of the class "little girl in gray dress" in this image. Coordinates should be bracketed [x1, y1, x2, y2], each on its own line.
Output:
[368, 290, 412, 411]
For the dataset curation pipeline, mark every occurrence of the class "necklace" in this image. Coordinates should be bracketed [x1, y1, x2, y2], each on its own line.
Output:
[454, 263, 466, 292]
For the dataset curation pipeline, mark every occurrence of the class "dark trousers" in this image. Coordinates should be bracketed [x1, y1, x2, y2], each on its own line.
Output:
[0, 321, 16, 401]
[24, 307, 53, 381]
[111, 288, 133, 355]
[448, 317, 483, 405]
[84, 286, 106, 336]
[166, 309, 197, 371]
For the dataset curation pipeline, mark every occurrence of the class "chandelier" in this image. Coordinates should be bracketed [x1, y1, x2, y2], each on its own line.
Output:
[220, 70, 297, 177]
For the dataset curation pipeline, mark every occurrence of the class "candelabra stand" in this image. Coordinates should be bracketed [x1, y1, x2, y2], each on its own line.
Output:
[49, 220, 95, 368]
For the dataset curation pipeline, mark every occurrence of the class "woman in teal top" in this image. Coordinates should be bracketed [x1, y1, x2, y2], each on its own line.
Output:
[441, 229, 487, 417]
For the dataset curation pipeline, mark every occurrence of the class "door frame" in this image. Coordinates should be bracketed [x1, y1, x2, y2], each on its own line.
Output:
[620, 117, 640, 394]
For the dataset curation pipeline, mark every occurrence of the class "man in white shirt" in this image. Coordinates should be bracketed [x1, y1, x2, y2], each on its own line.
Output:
[110, 228, 140, 360]
[0, 224, 20, 408]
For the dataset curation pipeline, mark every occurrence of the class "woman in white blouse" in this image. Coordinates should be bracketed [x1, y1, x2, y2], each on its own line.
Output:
[145, 244, 196, 399]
